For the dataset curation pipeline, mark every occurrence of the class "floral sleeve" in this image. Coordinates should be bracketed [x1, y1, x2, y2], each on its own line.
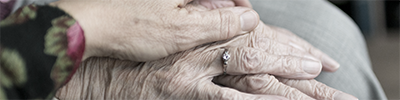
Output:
[0, 4, 85, 99]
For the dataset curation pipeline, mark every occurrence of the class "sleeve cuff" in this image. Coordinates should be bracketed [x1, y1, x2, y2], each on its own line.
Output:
[65, 21, 85, 84]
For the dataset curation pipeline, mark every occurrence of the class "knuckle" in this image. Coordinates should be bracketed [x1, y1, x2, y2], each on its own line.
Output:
[313, 82, 337, 99]
[244, 75, 277, 93]
[239, 48, 263, 73]
[250, 33, 271, 50]
[287, 46, 304, 57]
[278, 78, 302, 87]
[280, 56, 302, 73]
[218, 10, 239, 39]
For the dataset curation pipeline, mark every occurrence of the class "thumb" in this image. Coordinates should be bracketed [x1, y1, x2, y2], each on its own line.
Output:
[172, 6, 259, 51]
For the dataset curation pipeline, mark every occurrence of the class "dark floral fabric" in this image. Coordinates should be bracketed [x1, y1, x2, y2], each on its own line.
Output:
[0, 4, 38, 26]
[0, 0, 16, 20]
[0, 4, 81, 99]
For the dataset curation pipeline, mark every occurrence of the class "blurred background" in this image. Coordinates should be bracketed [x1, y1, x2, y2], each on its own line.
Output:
[329, 0, 399, 99]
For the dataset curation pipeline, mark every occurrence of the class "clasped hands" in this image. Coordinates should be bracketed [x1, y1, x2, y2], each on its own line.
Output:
[53, 0, 357, 99]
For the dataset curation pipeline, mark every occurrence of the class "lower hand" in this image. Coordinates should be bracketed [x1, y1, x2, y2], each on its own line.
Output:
[56, 47, 293, 100]
[56, 40, 351, 100]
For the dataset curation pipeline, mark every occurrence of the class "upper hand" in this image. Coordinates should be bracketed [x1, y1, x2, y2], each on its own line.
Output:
[51, 0, 260, 61]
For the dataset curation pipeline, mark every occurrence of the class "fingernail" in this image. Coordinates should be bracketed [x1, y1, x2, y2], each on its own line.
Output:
[302, 60, 322, 74]
[334, 92, 358, 100]
[321, 55, 340, 72]
[239, 10, 258, 32]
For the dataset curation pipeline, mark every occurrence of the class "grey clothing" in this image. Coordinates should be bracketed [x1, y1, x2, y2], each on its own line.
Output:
[12, 0, 387, 99]
[250, 0, 387, 99]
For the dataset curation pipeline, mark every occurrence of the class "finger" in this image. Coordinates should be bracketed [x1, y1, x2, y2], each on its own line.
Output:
[233, 0, 252, 8]
[213, 74, 315, 100]
[277, 78, 358, 100]
[171, 6, 259, 52]
[275, 26, 340, 72]
[200, 82, 288, 100]
[231, 33, 320, 61]
[226, 47, 322, 79]
[192, 0, 235, 9]
[266, 25, 340, 72]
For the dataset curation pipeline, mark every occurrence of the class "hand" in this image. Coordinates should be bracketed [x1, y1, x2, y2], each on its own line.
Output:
[56, 47, 300, 100]
[50, 0, 260, 61]
[194, 0, 340, 72]
[56, 44, 328, 99]
[213, 75, 358, 100]
[209, 21, 355, 99]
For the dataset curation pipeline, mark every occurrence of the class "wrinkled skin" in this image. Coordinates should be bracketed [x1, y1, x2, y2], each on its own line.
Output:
[193, 0, 340, 72]
[55, 23, 356, 100]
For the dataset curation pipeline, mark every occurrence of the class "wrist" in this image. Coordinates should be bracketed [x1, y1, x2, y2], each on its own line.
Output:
[50, 1, 98, 60]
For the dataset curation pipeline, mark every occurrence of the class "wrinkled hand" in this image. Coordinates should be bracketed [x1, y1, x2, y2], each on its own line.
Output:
[56, 43, 351, 100]
[56, 47, 294, 100]
[209, 23, 356, 99]
[55, 43, 337, 100]
[190, 1, 353, 99]
[193, 0, 339, 72]
[50, 0, 259, 61]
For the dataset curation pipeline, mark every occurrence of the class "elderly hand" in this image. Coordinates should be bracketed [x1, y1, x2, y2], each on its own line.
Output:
[55, 44, 330, 99]
[189, 1, 353, 99]
[55, 47, 290, 100]
[194, 0, 339, 72]
[50, 0, 259, 61]
[56, 41, 353, 100]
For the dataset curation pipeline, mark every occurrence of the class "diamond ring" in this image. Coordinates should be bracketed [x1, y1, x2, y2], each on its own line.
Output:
[222, 49, 230, 75]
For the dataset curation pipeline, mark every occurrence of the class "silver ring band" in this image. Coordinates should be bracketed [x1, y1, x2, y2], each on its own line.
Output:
[222, 49, 230, 75]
